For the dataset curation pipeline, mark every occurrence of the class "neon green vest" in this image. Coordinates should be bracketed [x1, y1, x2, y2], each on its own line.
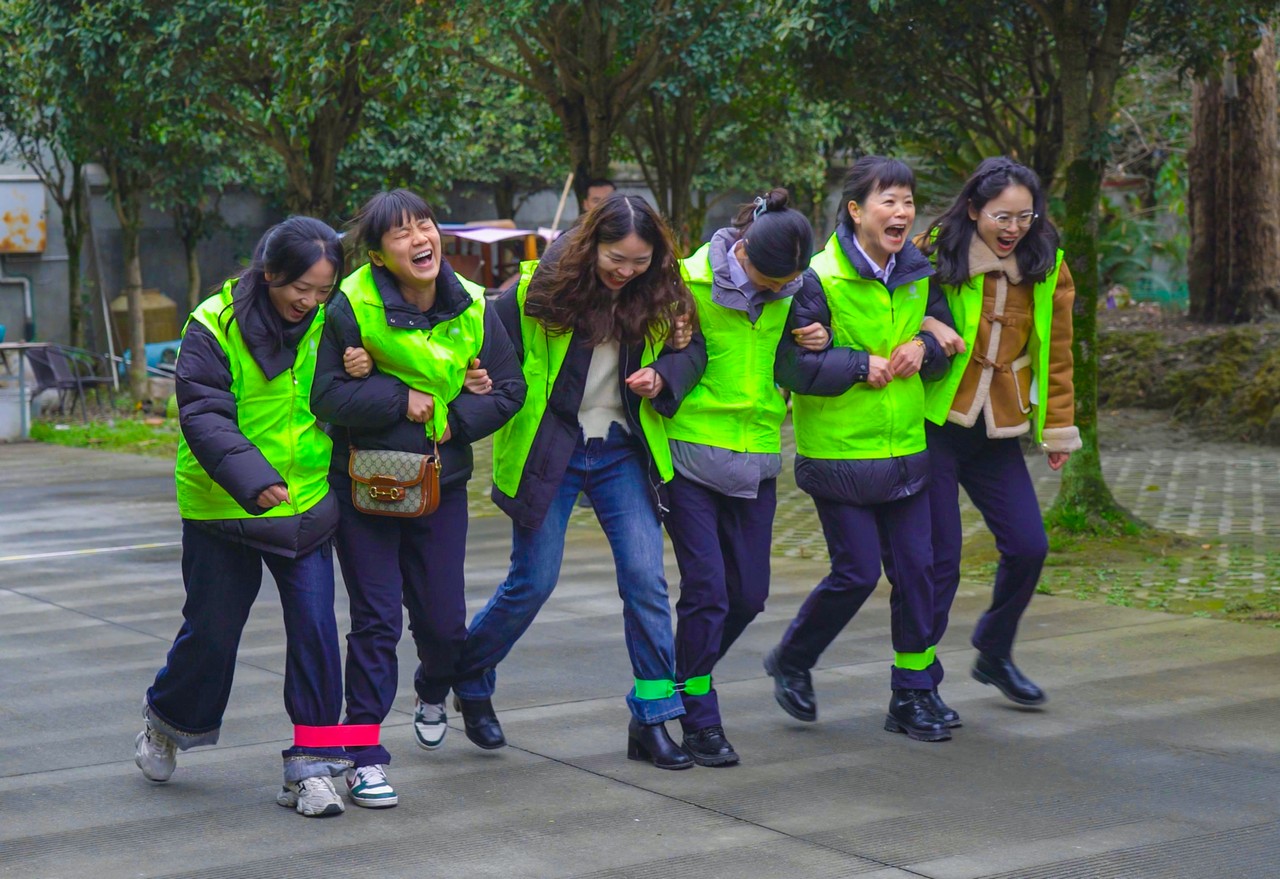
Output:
[664, 243, 790, 453]
[492, 260, 674, 500]
[791, 233, 929, 460]
[340, 264, 486, 441]
[174, 280, 332, 520]
[922, 251, 1064, 442]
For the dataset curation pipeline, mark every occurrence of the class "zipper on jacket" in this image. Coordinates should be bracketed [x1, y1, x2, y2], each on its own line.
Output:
[287, 364, 299, 514]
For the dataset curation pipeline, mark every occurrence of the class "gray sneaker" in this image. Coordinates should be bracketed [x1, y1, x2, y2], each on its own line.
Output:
[134, 724, 177, 782]
[277, 775, 345, 817]
[413, 698, 447, 750]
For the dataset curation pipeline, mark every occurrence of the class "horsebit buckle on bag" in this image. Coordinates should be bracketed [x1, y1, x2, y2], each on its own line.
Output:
[368, 483, 406, 502]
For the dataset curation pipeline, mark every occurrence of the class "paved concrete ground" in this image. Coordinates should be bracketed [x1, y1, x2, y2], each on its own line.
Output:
[2, 441, 1279, 879]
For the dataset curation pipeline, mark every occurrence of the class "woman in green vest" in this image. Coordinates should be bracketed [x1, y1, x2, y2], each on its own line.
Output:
[665, 188, 826, 766]
[918, 157, 1079, 713]
[311, 189, 526, 809]
[453, 193, 704, 770]
[134, 217, 354, 817]
[764, 156, 958, 743]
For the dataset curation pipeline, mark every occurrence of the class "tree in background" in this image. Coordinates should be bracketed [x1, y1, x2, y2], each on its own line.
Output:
[1187, 25, 1280, 323]
[0, 0, 97, 346]
[447, 0, 734, 207]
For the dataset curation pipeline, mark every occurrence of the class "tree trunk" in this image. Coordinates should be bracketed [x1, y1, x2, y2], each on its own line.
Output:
[109, 177, 148, 399]
[1187, 30, 1280, 323]
[62, 164, 87, 349]
[184, 234, 202, 312]
[1047, 156, 1134, 531]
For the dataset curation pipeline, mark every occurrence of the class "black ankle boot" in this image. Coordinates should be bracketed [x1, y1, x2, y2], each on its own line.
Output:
[452, 694, 507, 750]
[884, 689, 951, 742]
[627, 719, 693, 770]
[923, 689, 962, 728]
[763, 647, 817, 722]
[972, 653, 1047, 706]
[681, 725, 740, 767]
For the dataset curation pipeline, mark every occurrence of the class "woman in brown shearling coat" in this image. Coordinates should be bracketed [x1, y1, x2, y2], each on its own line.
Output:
[917, 157, 1081, 724]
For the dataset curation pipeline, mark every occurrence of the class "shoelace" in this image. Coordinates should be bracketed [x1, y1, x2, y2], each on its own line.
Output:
[149, 729, 176, 759]
[356, 766, 389, 789]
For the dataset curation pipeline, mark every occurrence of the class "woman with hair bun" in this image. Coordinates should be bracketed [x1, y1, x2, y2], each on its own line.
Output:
[134, 217, 355, 817]
[919, 156, 1079, 713]
[664, 188, 825, 766]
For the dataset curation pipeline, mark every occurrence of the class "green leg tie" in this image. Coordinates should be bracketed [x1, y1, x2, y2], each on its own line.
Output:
[893, 645, 937, 671]
[681, 675, 712, 697]
[633, 678, 676, 700]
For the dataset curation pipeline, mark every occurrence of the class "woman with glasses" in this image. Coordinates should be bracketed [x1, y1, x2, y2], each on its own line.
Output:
[918, 156, 1080, 718]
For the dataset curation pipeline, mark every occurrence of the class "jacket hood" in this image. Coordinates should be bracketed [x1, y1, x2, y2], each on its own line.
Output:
[230, 278, 317, 381]
[834, 225, 934, 289]
[371, 260, 476, 329]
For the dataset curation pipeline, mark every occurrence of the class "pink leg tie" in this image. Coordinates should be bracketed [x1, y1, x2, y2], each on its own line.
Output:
[293, 724, 381, 748]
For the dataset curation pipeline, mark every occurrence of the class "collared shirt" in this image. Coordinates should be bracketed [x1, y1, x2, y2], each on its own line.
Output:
[849, 233, 896, 284]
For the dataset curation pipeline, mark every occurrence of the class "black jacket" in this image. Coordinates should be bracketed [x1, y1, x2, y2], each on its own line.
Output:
[488, 266, 707, 531]
[775, 229, 956, 507]
[177, 283, 337, 557]
[311, 261, 526, 490]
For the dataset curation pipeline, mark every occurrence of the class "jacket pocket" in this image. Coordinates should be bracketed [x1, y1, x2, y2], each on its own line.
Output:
[1011, 353, 1033, 414]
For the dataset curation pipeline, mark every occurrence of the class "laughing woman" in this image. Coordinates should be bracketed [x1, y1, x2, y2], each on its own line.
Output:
[453, 193, 705, 770]
[764, 156, 957, 743]
[310, 189, 525, 809]
[918, 157, 1079, 712]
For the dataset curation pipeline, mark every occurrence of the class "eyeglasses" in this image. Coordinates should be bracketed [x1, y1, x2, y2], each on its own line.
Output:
[982, 210, 1038, 229]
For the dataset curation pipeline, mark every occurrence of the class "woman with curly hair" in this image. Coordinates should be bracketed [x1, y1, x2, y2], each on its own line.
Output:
[452, 193, 705, 769]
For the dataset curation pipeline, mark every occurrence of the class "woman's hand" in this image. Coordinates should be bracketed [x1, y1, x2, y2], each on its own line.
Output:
[407, 389, 435, 424]
[669, 315, 692, 351]
[792, 322, 830, 351]
[463, 358, 493, 395]
[921, 317, 965, 356]
[625, 367, 666, 399]
[866, 355, 894, 388]
[889, 339, 925, 378]
[1047, 451, 1070, 471]
[343, 346, 372, 378]
[257, 484, 290, 510]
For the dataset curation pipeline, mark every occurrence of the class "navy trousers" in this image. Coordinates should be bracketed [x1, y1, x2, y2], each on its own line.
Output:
[778, 490, 936, 691]
[926, 420, 1048, 686]
[664, 474, 776, 732]
[147, 522, 347, 781]
[335, 482, 469, 768]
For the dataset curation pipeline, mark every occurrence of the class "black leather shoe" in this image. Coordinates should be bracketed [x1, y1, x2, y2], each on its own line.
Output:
[763, 647, 817, 722]
[681, 725, 740, 767]
[923, 689, 962, 728]
[452, 694, 507, 749]
[627, 719, 694, 770]
[884, 689, 951, 742]
[971, 653, 1047, 706]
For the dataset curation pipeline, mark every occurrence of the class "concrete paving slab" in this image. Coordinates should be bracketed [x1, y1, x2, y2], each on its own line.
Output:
[3, 442, 1280, 879]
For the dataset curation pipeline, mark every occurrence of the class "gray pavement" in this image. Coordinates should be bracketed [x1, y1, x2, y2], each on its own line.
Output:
[2, 440, 1279, 879]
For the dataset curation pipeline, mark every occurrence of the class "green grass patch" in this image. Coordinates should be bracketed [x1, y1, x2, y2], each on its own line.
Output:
[30, 417, 181, 458]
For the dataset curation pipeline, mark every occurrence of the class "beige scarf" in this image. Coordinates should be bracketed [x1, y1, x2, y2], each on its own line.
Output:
[967, 235, 1023, 286]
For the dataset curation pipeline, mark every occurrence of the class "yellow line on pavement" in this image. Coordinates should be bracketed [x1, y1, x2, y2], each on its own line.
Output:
[0, 542, 181, 563]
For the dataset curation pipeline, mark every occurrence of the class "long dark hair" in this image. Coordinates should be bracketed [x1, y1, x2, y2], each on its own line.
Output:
[921, 157, 1059, 286]
[525, 193, 693, 346]
[350, 188, 436, 260]
[731, 187, 814, 277]
[222, 216, 343, 344]
[836, 156, 916, 236]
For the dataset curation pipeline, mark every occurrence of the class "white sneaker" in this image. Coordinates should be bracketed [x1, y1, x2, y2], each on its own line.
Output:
[277, 775, 345, 817]
[413, 698, 448, 750]
[345, 764, 398, 808]
[134, 724, 177, 782]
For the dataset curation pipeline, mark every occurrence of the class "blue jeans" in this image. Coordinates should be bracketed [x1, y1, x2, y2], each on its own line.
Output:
[146, 522, 350, 783]
[455, 425, 684, 724]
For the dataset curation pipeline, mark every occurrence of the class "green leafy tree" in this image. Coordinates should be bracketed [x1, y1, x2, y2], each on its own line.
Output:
[446, 0, 734, 207]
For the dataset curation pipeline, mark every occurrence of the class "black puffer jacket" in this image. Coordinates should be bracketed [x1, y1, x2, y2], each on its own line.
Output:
[774, 228, 956, 506]
[176, 282, 337, 558]
[311, 261, 526, 491]
[489, 253, 707, 531]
